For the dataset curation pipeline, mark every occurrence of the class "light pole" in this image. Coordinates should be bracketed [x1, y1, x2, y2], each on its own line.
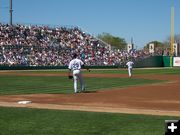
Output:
[170, 6, 174, 67]
[9, 0, 13, 25]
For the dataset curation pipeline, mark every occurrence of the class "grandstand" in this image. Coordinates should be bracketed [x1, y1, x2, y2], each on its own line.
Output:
[0, 23, 168, 67]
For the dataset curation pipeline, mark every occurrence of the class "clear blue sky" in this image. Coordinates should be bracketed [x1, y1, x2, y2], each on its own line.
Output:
[0, 0, 180, 48]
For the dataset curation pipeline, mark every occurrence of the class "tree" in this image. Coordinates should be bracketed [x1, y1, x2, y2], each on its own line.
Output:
[97, 32, 127, 50]
[162, 34, 180, 51]
[164, 34, 180, 46]
[144, 41, 166, 49]
[174, 34, 180, 44]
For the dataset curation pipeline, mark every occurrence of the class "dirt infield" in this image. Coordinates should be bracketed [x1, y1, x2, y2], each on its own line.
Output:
[0, 72, 180, 116]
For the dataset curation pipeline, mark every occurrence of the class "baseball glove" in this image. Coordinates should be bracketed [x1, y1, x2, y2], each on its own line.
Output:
[68, 75, 73, 79]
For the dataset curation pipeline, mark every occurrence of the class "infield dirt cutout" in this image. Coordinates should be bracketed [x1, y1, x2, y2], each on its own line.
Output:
[0, 71, 180, 116]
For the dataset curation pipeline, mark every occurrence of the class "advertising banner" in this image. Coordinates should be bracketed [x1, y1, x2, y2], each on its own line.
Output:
[173, 57, 180, 66]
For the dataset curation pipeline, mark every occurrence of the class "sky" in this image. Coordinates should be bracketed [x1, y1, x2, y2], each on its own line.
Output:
[0, 0, 180, 49]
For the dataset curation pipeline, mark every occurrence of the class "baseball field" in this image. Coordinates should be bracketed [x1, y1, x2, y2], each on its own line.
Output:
[0, 68, 180, 135]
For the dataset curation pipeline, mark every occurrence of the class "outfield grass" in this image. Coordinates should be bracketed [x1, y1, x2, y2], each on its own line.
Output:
[1, 68, 179, 95]
[0, 75, 165, 95]
[0, 107, 179, 135]
[87, 67, 180, 75]
[5, 67, 180, 75]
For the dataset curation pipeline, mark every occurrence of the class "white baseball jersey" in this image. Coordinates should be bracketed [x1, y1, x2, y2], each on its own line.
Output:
[68, 58, 84, 71]
[126, 61, 134, 68]
[68, 58, 85, 93]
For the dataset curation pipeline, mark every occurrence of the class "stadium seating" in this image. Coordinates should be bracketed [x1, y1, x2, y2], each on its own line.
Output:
[0, 23, 165, 67]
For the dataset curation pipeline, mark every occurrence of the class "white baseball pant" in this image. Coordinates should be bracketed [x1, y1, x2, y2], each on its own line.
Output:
[73, 70, 85, 93]
[128, 67, 132, 77]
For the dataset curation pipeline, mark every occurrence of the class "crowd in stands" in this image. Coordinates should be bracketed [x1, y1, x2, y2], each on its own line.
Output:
[0, 23, 166, 67]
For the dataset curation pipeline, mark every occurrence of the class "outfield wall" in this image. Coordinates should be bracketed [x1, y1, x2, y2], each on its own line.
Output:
[134, 56, 163, 68]
[162, 56, 171, 67]
[134, 56, 178, 68]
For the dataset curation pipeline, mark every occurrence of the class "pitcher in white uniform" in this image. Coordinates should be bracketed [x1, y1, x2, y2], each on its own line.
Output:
[68, 53, 85, 93]
[126, 60, 134, 77]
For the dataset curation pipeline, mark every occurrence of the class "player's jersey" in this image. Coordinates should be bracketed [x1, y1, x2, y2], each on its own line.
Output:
[126, 61, 134, 68]
[68, 58, 84, 71]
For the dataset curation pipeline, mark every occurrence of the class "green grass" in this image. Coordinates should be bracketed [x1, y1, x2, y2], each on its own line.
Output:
[0, 107, 179, 135]
[87, 67, 180, 75]
[6, 67, 180, 75]
[0, 75, 165, 95]
[1, 68, 179, 95]
[0, 68, 179, 135]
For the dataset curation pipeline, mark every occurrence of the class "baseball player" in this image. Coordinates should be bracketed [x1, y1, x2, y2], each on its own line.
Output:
[68, 53, 85, 93]
[126, 59, 134, 77]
